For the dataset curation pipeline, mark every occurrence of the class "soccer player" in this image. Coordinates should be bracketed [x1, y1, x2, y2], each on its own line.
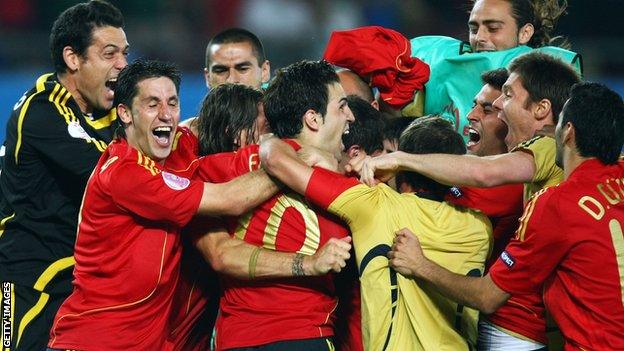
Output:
[356, 52, 579, 350]
[190, 60, 354, 351]
[47, 59, 349, 350]
[204, 27, 270, 90]
[451, 68, 524, 270]
[358, 52, 579, 202]
[337, 70, 379, 110]
[196, 83, 268, 155]
[387, 82, 624, 350]
[0, 1, 128, 349]
[260, 116, 493, 350]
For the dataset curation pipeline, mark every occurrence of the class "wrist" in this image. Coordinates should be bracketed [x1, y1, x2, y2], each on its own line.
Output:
[292, 253, 307, 276]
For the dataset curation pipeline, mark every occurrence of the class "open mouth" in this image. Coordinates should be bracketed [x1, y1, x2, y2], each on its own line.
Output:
[105, 77, 117, 91]
[467, 127, 481, 148]
[152, 126, 173, 147]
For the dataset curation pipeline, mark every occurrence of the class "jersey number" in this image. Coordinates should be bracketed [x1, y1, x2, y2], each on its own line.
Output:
[609, 219, 624, 307]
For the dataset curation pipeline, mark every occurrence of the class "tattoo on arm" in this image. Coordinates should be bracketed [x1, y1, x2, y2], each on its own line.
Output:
[292, 253, 306, 276]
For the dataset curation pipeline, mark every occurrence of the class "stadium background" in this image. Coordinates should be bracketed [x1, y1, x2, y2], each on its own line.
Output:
[1, 0, 622, 140]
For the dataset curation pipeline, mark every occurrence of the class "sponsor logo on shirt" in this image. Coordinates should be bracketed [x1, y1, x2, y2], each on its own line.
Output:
[500, 251, 515, 269]
[67, 121, 94, 142]
[162, 171, 190, 190]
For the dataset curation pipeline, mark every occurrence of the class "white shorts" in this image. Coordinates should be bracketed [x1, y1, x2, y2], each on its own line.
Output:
[477, 319, 546, 351]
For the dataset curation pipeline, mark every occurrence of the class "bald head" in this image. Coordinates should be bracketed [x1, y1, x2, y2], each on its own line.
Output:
[337, 70, 375, 105]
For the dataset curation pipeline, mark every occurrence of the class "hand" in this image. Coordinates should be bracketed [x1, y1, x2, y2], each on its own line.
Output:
[297, 146, 338, 171]
[358, 152, 402, 186]
[388, 228, 427, 279]
[306, 236, 352, 275]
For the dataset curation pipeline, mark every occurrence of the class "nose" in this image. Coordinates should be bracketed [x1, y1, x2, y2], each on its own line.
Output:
[467, 107, 479, 122]
[226, 69, 240, 84]
[492, 95, 506, 121]
[159, 105, 174, 122]
[475, 26, 488, 44]
[116, 53, 128, 70]
[345, 105, 355, 123]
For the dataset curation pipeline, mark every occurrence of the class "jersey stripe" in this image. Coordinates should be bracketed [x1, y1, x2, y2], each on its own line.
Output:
[517, 188, 549, 241]
[0, 213, 15, 239]
[83, 109, 117, 130]
[14, 74, 52, 164]
[16, 256, 75, 347]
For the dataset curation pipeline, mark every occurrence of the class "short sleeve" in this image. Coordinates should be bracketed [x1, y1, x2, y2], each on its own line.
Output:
[512, 136, 563, 186]
[109, 160, 204, 227]
[489, 188, 569, 294]
[305, 167, 379, 226]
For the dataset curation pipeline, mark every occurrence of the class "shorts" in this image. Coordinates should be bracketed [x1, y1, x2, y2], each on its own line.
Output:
[1, 282, 67, 351]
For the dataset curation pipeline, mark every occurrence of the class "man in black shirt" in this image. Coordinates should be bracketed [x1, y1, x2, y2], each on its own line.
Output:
[0, 1, 129, 349]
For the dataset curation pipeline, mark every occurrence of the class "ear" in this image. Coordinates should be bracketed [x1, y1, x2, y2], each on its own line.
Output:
[63, 46, 81, 72]
[203, 67, 211, 89]
[518, 23, 534, 46]
[261, 60, 271, 84]
[562, 121, 575, 147]
[370, 100, 380, 111]
[533, 98, 552, 122]
[117, 104, 133, 125]
[398, 179, 414, 193]
[303, 109, 321, 132]
[346, 145, 361, 159]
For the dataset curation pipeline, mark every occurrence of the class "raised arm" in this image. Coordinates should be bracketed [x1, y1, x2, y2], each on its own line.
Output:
[358, 150, 536, 188]
[189, 218, 352, 279]
[259, 136, 315, 196]
[388, 228, 509, 314]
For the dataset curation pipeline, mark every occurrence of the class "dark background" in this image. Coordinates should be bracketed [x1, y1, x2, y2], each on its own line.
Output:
[1, 0, 622, 130]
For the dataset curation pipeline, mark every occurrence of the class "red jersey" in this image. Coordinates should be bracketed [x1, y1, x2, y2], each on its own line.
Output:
[49, 132, 204, 350]
[490, 159, 624, 350]
[449, 184, 524, 269]
[200, 142, 350, 350]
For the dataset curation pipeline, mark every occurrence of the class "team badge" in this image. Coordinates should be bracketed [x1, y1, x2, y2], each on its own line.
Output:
[67, 121, 93, 141]
[500, 251, 515, 269]
[162, 171, 190, 190]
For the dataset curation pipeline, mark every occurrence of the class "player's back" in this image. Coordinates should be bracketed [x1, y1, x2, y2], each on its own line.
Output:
[330, 182, 492, 350]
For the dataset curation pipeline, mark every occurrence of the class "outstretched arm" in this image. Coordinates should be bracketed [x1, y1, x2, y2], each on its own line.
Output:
[388, 228, 509, 314]
[259, 136, 316, 196]
[190, 218, 352, 279]
[357, 151, 536, 188]
[197, 169, 279, 217]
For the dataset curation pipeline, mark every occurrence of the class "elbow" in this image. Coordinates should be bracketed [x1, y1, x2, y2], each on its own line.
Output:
[470, 167, 499, 188]
[207, 250, 228, 274]
[479, 299, 500, 315]
[476, 292, 507, 315]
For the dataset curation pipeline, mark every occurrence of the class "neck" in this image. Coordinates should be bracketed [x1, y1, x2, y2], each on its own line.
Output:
[563, 151, 588, 180]
[57, 72, 90, 114]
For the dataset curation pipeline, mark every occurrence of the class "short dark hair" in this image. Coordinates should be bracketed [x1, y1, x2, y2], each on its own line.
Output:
[561, 82, 624, 164]
[509, 52, 580, 123]
[205, 28, 266, 67]
[114, 60, 181, 137]
[263, 60, 339, 138]
[342, 95, 385, 154]
[481, 68, 509, 91]
[397, 116, 466, 200]
[383, 117, 418, 143]
[50, 0, 124, 73]
[197, 84, 263, 156]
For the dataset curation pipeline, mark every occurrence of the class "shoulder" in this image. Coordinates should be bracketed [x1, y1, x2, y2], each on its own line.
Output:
[102, 140, 161, 179]
[512, 136, 553, 153]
